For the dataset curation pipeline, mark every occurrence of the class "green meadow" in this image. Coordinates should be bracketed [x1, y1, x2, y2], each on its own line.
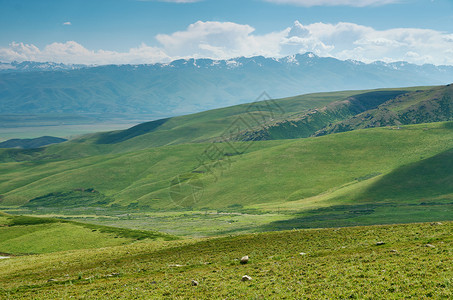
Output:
[0, 221, 451, 299]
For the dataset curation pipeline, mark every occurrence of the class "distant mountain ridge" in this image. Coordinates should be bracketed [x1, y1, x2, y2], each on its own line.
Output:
[0, 61, 86, 73]
[1, 53, 453, 120]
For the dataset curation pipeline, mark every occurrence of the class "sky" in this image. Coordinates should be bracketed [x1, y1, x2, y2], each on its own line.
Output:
[0, 0, 453, 65]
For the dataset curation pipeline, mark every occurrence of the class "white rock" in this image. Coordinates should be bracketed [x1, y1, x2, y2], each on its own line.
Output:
[241, 275, 252, 281]
[240, 255, 249, 264]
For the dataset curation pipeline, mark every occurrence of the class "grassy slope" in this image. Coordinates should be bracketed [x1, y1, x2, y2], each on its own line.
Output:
[0, 214, 177, 255]
[0, 86, 430, 163]
[0, 221, 451, 299]
[316, 84, 453, 135]
[1, 122, 452, 211]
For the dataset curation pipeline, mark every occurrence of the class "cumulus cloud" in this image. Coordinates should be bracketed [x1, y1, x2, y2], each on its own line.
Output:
[1, 20, 453, 65]
[281, 21, 453, 65]
[0, 41, 170, 65]
[156, 21, 285, 58]
[262, 0, 400, 7]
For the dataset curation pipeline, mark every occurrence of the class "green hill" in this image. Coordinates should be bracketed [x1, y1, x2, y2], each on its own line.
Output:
[316, 84, 453, 135]
[0, 213, 177, 255]
[1, 122, 452, 230]
[0, 136, 67, 149]
[0, 221, 451, 299]
[1, 85, 452, 235]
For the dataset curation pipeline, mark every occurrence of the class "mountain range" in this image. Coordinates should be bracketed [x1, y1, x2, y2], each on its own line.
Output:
[1, 53, 453, 120]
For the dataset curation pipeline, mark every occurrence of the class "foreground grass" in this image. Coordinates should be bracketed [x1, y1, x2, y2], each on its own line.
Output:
[0, 221, 451, 299]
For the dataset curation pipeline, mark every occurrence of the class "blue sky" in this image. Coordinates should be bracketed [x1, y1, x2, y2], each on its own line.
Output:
[1, 0, 452, 65]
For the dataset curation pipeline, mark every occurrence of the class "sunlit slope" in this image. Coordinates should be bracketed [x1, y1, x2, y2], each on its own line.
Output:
[0, 213, 177, 255]
[1, 122, 452, 211]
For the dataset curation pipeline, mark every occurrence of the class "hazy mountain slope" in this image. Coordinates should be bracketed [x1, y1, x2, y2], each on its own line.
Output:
[0, 88, 381, 162]
[315, 84, 453, 135]
[0, 61, 86, 73]
[0, 136, 67, 149]
[1, 54, 452, 119]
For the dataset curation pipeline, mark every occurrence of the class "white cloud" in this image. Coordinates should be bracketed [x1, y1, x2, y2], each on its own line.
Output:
[1, 20, 453, 65]
[262, 0, 400, 6]
[280, 21, 453, 65]
[63, 22, 72, 26]
[156, 21, 285, 59]
[0, 41, 170, 65]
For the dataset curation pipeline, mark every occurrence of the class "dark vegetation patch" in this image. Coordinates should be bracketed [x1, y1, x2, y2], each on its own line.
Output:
[260, 201, 453, 231]
[24, 189, 113, 208]
[347, 90, 409, 113]
[6, 215, 59, 226]
[73, 222, 178, 241]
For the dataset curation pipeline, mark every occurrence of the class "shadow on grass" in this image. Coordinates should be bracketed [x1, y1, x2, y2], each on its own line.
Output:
[259, 201, 453, 231]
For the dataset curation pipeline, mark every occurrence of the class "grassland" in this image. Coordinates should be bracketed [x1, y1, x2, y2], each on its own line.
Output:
[0, 121, 452, 238]
[0, 221, 451, 299]
[1, 122, 452, 209]
[0, 213, 177, 255]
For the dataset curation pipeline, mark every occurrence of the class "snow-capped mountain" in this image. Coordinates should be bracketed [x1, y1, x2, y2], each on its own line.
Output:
[0, 53, 452, 119]
[0, 61, 87, 73]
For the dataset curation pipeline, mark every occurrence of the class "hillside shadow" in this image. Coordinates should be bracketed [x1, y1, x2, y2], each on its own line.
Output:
[260, 148, 453, 231]
[96, 117, 170, 144]
[356, 147, 453, 203]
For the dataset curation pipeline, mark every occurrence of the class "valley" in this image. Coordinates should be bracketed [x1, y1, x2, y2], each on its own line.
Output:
[1, 84, 452, 298]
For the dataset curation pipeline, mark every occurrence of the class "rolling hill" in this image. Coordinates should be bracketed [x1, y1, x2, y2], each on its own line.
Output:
[0, 136, 67, 149]
[0, 212, 177, 255]
[0, 84, 452, 236]
[315, 84, 453, 136]
[0, 85, 437, 162]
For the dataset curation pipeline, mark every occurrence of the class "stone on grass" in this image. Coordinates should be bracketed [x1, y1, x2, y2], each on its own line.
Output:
[191, 280, 199, 286]
[241, 275, 252, 282]
[425, 244, 435, 248]
[376, 241, 385, 246]
[299, 252, 307, 256]
[240, 255, 249, 264]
